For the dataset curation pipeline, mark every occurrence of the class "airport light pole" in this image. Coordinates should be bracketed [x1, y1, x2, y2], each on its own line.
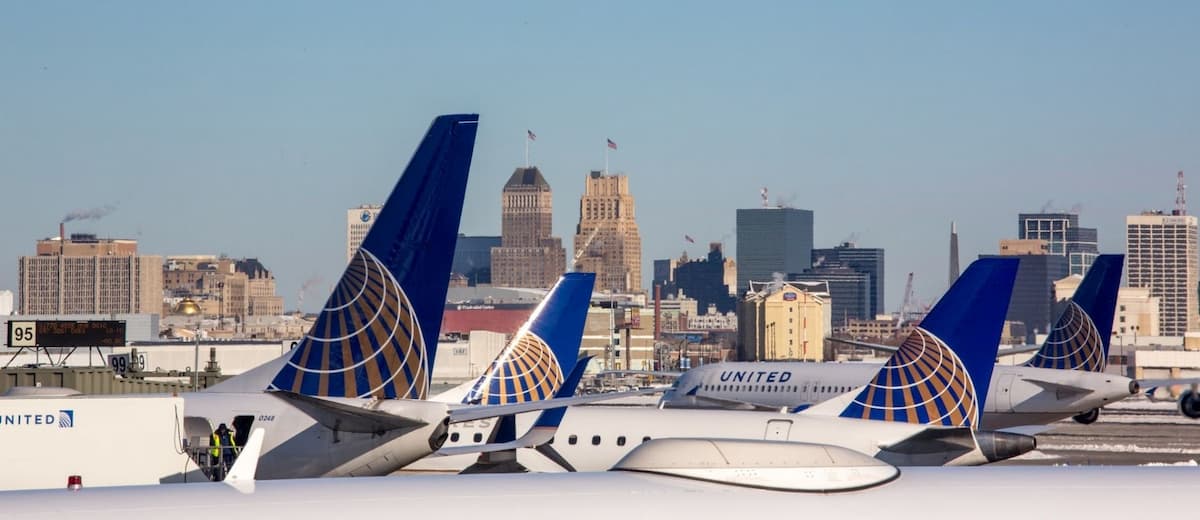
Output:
[178, 298, 202, 391]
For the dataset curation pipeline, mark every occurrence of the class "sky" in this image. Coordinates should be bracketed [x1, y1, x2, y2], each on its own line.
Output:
[1, 1, 1198, 314]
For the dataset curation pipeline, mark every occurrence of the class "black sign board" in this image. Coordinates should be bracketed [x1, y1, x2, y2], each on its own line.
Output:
[6, 320, 126, 347]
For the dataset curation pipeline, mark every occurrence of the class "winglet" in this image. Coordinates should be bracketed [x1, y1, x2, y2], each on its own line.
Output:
[838, 258, 1018, 428]
[224, 427, 265, 488]
[464, 273, 595, 405]
[1026, 254, 1123, 372]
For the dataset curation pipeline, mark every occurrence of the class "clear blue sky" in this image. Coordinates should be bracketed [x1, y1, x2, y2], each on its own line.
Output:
[2, 1, 1197, 313]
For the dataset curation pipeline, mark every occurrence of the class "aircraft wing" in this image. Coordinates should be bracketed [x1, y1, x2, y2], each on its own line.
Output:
[271, 392, 428, 433]
[828, 337, 1041, 359]
[681, 391, 788, 412]
[597, 369, 682, 378]
[1138, 377, 1200, 388]
[1023, 378, 1092, 398]
[447, 388, 660, 423]
[827, 337, 898, 354]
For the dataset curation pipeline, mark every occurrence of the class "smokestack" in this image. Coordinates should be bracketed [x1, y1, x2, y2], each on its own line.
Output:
[59, 222, 65, 255]
[654, 284, 662, 342]
[948, 221, 960, 286]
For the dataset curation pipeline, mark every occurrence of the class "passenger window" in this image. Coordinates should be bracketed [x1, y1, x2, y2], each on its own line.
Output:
[473, 433, 483, 443]
[642, 436, 652, 443]
[450, 432, 460, 442]
[569, 435, 578, 445]
[591, 435, 601, 446]
[617, 436, 626, 446]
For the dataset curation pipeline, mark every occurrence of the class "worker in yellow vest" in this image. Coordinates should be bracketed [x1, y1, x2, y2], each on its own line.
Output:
[209, 423, 239, 481]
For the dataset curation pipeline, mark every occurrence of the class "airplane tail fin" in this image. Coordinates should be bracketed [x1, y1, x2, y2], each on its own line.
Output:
[253, 114, 478, 399]
[1025, 254, 1123, 372]
[838, 258, 1018, 428]
[463, 272, 595, 405]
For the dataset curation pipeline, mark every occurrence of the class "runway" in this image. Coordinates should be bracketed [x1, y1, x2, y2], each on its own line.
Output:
[1000, 398, 1200, 466]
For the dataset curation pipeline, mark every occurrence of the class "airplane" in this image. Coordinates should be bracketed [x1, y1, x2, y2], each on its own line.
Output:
[0, 115, 622, 488]
[3, 429, 1188, 518]
[404, 257, 1037, 473]
[659, 254, 1135, 428]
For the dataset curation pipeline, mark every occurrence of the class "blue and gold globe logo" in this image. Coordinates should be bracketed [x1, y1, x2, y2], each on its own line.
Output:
[464, 331, 564, 405]
[270, 248, 428, 399]
[842, 327, 979, 428]
[1027, 301, 1104, 372]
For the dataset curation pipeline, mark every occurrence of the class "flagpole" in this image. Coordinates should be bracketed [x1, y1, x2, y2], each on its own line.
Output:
[524, 134, 529, 168]
[604, 140, 609, 175]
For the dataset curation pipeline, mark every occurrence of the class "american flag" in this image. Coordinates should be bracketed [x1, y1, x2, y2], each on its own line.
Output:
[684, 235, 695, 243]
[527, 130, 537, 141]
[606, 138, 617, 150]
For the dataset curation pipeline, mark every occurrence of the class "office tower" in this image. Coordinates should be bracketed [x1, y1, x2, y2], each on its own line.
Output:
[812, 242, 885, 317]
[981, 250, 1069, 341]
[454, 235, 501, 287]
[490, 167, 566, 289]
[1019, 212, 1099, 276]
[674, 243, 737, 315]
[19, 234, 162, 315]
[236, 258, 285, 316]
[346, 204, 382, 262]
[1126, 212, 1199, 336]
[652, 257, 678, 296]
[735, 207, 814, 295]
[788, 263, 872, 328]
[573, 171, 642, 293]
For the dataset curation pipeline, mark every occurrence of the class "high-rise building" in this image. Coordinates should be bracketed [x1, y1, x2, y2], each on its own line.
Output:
[573, 171, 642, 293]
[735, 207, 814, 295]
[980, 250, 1069, 341]
[788, 263, 872, 328]
[19, 234, 162, 315]
[236, 258, 285, 316]
[454, 235, 501, 286]
[491, 167, 566, 288]
[652, 258, 678, 294]
[673, 243, 737, 315]
[1126, 212, 1199, 336]
[1018, 212, 1099, 276]
[346, 204, 382, 263]
[811, 242, 885, 318]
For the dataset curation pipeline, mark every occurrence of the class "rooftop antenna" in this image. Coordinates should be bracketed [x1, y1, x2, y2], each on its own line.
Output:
[1176, 170, 1187, 216]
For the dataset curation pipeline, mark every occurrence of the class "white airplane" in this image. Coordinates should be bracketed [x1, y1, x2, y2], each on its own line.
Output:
[406, 258, 1038, 473]
[1, 431, 1187, 519]
[660, 254, 1136, 429]
[0, 115, 620, 488]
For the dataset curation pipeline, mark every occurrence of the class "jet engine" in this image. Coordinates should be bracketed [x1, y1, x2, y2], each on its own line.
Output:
[1072, 408, 1100, 425]
[1179, 391, 1200, 419]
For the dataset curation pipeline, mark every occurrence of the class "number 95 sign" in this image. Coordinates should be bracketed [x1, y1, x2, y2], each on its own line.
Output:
[7, 321, 36, 347]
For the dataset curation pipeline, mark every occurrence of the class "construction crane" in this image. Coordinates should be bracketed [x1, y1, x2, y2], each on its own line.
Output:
[896, 272, 915, 335]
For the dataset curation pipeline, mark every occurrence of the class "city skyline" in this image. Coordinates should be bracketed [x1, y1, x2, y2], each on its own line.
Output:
[2, 2, 1198, 313]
